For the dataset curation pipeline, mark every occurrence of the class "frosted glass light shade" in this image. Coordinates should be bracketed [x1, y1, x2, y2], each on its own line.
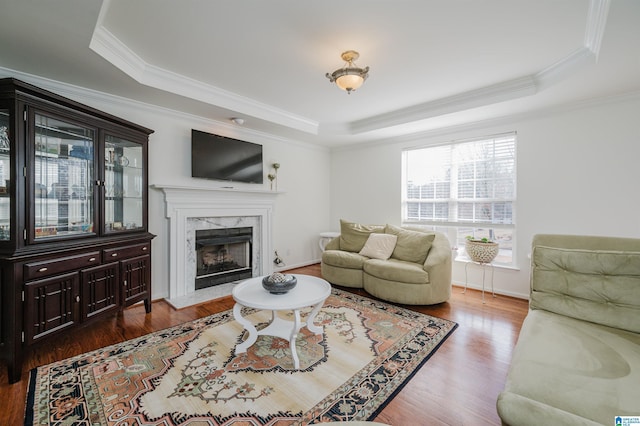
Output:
[336, 73, 365, 92]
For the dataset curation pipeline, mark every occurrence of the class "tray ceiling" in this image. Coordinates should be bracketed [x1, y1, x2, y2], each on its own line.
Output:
[0, 0, 638, 146]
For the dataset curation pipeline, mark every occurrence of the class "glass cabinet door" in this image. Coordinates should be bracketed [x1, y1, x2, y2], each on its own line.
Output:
[0, 109, 10, 240]
[34, 114, 95, 239]
[104, 135, 144, 233]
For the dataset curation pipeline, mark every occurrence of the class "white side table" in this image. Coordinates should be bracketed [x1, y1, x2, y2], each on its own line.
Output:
[319, 231, 340, 251]
[462, 261, 496, 304]
[232, 274, 331, 369]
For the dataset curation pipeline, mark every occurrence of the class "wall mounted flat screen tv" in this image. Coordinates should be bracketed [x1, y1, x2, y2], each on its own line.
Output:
[191, 129, 263, 184]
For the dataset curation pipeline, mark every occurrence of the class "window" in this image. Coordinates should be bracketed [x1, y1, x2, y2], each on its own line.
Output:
[402, 133, 516, 266]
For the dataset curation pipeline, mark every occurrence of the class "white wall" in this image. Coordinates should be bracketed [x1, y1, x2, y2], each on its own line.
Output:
[1, 71, 332, 301]
[329, 94, 640, 299]
[117, 108, 331, 300]
[6, 69, 640, 301]
[137, 112, 331, 300]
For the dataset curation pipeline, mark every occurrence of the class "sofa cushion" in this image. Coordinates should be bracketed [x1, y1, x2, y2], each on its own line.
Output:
[531, 245, 640, 333]
[385, 225, 435, 264]
[497, 392, 603, 426]
[322, 249, 368, 270]
[339, 219, 385, 253]
[499, 309, 640, 425]
[363, 258, 429, 284]
[359, 233, 397, 260]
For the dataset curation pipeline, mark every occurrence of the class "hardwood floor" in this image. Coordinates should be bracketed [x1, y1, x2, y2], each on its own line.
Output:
[0, 264, 528, 425]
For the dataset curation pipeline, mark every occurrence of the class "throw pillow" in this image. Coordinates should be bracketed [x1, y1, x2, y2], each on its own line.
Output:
[359, 233, 398, 260]
[385, 224, 436, 264]
[339, 219, 385, 253]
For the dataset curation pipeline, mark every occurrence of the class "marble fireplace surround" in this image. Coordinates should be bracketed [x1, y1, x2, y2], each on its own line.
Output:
[153, 184, 277, 308]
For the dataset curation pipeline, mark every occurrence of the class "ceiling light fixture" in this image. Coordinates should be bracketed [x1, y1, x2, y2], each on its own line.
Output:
[325, 50, 369, 94]
[230, 117, 244, 125]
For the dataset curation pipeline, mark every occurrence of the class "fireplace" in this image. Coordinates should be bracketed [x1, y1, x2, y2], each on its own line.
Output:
[195, 227, 253, 289]
[154, 184, 277, 307]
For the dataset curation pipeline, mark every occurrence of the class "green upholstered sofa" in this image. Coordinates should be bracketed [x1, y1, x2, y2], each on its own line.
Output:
[497, 234, 640, 426]
[321, 220, 452, 305]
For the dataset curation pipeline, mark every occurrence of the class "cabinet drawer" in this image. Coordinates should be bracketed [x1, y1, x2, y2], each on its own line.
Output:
[103, 243, 150, 261]
[24, 251, 101, 280]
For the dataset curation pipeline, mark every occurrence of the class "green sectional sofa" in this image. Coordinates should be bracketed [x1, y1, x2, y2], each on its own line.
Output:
[497, 234, 640, 425]
[321, 220, 452, 305]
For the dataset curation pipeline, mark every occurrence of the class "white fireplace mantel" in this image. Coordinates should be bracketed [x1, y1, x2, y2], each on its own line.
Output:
[152, 184, 280, 302]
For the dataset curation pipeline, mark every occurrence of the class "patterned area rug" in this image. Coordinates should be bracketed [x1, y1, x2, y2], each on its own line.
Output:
[25, 288, 457, 425]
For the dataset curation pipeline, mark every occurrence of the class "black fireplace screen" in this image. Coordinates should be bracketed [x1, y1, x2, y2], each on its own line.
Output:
[195, 227, 252, 289]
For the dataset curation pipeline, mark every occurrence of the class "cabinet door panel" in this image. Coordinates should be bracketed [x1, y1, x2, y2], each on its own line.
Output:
[24, 272, 80, 344]
[81, 262, 119, 320]
[104, 135, 144, 234]
[121, 254, 150, 309]
[32, 113, 96, 241]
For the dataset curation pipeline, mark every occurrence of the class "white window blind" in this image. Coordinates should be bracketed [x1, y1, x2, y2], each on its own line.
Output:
[402, 132, 516, 265]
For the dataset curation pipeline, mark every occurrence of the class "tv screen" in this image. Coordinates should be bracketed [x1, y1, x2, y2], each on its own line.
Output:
[191, 129, 263, 184]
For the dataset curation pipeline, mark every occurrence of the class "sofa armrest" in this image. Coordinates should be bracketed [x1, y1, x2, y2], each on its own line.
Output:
[423, 233, 452, 282]
[325, 236, 340, 251]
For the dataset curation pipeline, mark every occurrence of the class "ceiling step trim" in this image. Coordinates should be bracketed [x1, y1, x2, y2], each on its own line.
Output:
[87, 0, 612, 139]
[584, 0, 611, 58]
[348, 76, 537, 134]
[348, 0, 611, 135]
[89, 4, 318, 135]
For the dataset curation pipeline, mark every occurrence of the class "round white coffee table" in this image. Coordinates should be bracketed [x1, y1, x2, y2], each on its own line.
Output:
[232, 274, 331, 369]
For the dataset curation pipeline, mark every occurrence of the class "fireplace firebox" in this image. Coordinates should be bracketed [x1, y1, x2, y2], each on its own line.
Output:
[195, 227, 252, 289]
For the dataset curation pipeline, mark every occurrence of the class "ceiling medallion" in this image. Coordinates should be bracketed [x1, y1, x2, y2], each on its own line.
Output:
[325, 50, 369, 94]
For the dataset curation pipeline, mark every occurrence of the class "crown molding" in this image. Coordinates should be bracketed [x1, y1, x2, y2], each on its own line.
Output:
[335, 89, 640, 152]
[534, 47, 595, 91]
[0, 66, 328, 153]
[90, 1, 318, 136]
[89, 25, 147, 82]
[347, 0, 610, 136]
[584, 0, 611, 59]
[349, 76, 537, 134]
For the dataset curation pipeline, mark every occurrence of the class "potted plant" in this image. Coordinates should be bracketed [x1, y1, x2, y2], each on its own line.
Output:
[465, 236, 499, 264]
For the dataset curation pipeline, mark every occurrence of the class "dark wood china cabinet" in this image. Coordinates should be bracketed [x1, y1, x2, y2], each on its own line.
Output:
[0, 78, 154, 383]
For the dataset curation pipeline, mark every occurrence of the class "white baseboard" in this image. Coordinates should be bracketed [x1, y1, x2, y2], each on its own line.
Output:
[275, 258, 322, 273]
[452, 281, 529, 300]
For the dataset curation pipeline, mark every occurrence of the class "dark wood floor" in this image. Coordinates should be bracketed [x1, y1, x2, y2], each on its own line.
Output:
[0, 264, 528, 425]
